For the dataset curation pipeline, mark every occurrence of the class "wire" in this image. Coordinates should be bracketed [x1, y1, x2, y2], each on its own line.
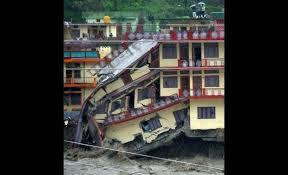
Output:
[64, 140, 224, 172]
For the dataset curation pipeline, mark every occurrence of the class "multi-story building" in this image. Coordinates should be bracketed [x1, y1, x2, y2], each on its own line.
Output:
[65, 16, 224, 154]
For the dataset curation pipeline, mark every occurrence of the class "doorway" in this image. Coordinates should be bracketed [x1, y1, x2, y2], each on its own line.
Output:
[193, 76, 202, 96]
[192, 43, 201, 67]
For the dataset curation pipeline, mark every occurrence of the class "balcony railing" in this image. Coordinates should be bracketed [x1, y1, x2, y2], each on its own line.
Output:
[190, 88, 224, 97]
[201, 59, 224, 67]
[64, 24, 224, 42]
[178, 58, 224, 68]
[64, 77, 96, 88]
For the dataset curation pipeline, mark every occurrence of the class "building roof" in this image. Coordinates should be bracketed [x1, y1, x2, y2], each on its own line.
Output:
[97, 39, 158, 84]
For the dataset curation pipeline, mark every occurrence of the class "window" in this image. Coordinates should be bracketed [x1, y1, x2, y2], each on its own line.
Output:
[74, 70, 81, 78]
[66, 70, 72, 78]
[204, 43, 219, 58]
[173, 108, 188, 127]
[111, 97, 126, 112]
[163, 71, 177, 75]
[138, 88, 149, 101]
[180, 70, 189, 75]
[71, 94, 81, 105]
[66, 63, 81, 78]
[163, 77, 178, 88]
[205, 76, 219, 87]
[95, 101, 109, 114]
[163, 44, 177, 59]
[71, 29, 80, 38]
[96, 19, 100, 22]
[141, 117, 162, 132]
[64, 87, 81, 91]
[198, 107, 216, 119]
[193, 70, 202, 74]
[64, 93, 81, 106]
[204, 70, 219, 74]
[111, 99, 124, 112]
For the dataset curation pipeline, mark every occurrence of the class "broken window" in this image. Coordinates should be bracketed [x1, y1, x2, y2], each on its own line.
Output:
[163, 77, 178, 88]
[95, 101, 109, 114]
[163, 44, 177, 59]
[120, 73, 133, 85]
[173, 108, 188, 127]
[111, 98, 125, 112]
[138, 88, 149, 102]
[141, 117, 162, 132]
[198, 107, 216, 119]
[205, 76, 219, 87]
[204, 43, 219, 58]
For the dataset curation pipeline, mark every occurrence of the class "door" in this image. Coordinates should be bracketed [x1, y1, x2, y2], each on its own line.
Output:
[181, 74, 190, 97]
[180, 43, 189, 61]
[193, 76, 202, 96]
[192, 43, 201, 67]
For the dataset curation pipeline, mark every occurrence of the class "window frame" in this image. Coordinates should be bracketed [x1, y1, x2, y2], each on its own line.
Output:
[197, 107, 216, 119]
[141, 117, 162, 132]
[162, 44, 177, 59]
[163, 76, 178, 88]
[205, 75, 219, 87]
[204, 43, 219, 58]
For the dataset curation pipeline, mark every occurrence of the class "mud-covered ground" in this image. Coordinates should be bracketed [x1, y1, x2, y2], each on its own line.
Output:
[64, 136, 224, 175]
[64, 154, 223, 175]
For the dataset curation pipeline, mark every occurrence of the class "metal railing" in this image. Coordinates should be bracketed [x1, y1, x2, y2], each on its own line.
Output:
[64, 24, 224, 42]
[64, 77, 97, 87]
[190, 88, 224, 97]
[179, 59, 224, 67]
[202, 59, 224, 67]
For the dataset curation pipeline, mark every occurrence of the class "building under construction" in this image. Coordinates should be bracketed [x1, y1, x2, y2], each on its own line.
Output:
[64, 15, 224, 155]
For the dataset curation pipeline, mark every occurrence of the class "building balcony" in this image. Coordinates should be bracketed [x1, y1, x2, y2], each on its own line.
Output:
[64, 51, 112, 63]
[178, 88, 224, 98]
[64, 24, 224, 43]
[64, 77, 96, 88]
[177, 58, 224, 70]
[190, 88, 224, 98]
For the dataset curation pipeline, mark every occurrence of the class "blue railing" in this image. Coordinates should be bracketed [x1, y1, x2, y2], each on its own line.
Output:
[64, 51, 99, 58]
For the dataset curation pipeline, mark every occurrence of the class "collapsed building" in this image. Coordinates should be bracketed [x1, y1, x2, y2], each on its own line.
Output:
[64, 18, 224, 154]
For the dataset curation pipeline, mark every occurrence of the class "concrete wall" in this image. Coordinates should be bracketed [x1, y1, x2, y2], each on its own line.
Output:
[219, 42, 224, 59]
[93, 88, 107, 102]
[130, 65, 150, 80]
[189, 99, 224, 130]
[104, 79, 125, 94]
